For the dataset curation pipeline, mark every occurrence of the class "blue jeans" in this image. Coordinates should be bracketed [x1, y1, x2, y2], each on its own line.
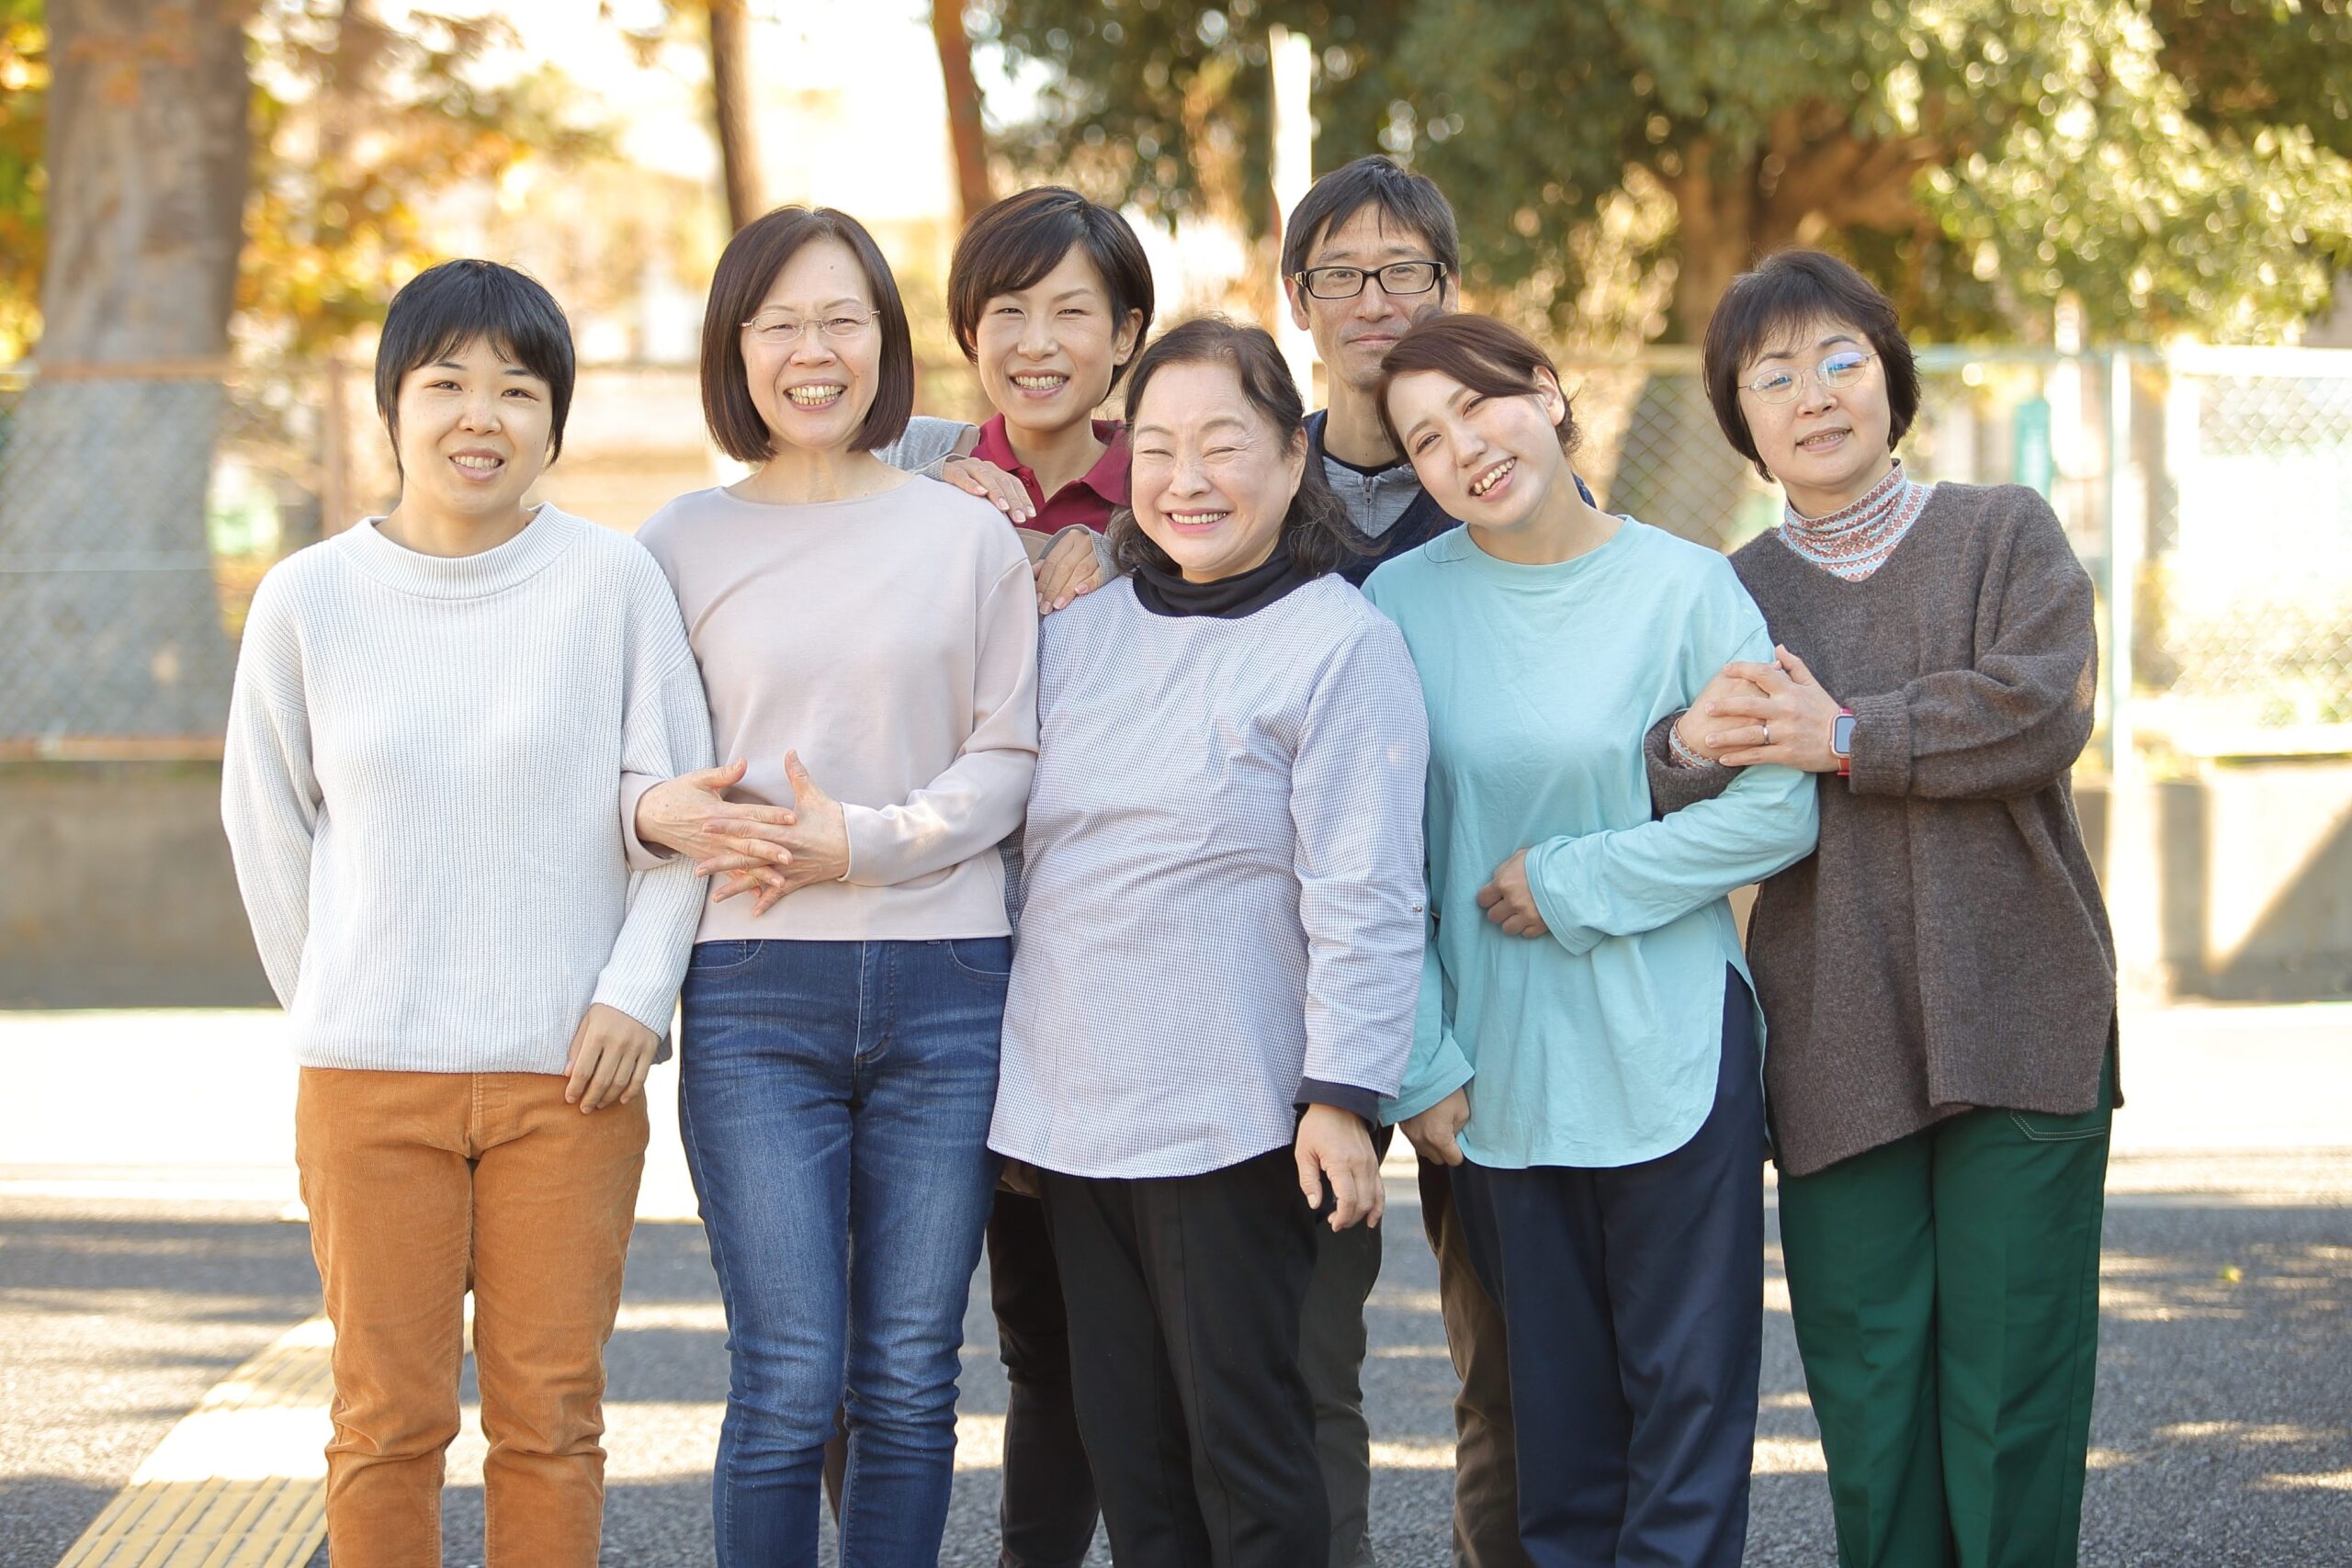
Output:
[679, 937, 1007, 1568]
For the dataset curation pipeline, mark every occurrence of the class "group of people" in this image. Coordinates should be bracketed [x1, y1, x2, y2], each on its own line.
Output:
[221, 153, 2120, 1568]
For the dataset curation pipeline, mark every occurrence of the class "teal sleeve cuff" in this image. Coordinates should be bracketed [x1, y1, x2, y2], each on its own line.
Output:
[1382, 1037, 1474, 1125]
[1523, 837, 1605, 956]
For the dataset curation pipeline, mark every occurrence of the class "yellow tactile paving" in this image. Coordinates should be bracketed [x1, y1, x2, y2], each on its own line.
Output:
[54, 1315, 334, 1568]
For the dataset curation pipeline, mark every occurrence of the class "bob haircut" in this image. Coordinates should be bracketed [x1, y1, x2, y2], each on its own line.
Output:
[1702, 250, 1920, 480]
[699, 206, 914, 462]
[948, 186, 1156, 390]
[1107, 317, 1359, 580]
[1375, 312, 1581, 459]
[1280, 154, 1462, 282]
[375, 259, 576, 473]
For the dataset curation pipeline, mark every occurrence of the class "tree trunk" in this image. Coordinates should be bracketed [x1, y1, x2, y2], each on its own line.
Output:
[0, 0, 251, 743]
[707, 0, 764, 232]
[1666, 149, 1758, 342]
[1611, 152, 1767, 551]
[931, 1, 991, 224]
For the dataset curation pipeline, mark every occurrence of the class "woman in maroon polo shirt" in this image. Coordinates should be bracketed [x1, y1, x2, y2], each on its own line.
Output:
[883, 187, 1154, 619]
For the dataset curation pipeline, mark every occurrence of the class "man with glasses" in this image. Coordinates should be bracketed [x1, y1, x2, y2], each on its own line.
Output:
[1279, 155, 1539, 1568]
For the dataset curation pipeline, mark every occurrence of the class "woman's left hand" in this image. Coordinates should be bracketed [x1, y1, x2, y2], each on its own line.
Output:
[1034, 528, 1105, 614]
[705, 751, 853, 915]
[941, 456, 1035, 525]
[1706, 646, 1846, 772]
[1477, 850, 1549, 938]
[564, 1002, 660, 1111]
[1295, 1104, 1385, 1231]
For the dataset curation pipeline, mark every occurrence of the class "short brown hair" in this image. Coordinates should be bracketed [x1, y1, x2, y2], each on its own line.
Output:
[1702, 250, 1919, 480]
[699, 207, 914, 463]
[1374, 313, 1579, 457]
[1108, 317, 1358, 579]
[948, 186, 1155, 391]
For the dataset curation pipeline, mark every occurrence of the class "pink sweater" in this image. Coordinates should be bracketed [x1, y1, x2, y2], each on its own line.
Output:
[626, 476, 1040, 942]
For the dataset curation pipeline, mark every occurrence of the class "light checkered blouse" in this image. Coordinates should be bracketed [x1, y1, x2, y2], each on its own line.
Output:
[990, 573, 1430, 1180]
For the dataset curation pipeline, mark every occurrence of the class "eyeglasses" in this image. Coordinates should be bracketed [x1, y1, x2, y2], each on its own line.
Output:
[1740, 351, 1877, 405]
[740, 310, 878, 346]
[1290, 261, 1448, 301]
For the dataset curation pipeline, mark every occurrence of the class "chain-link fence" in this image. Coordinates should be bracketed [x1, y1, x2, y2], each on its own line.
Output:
[0, 362, 343, 754]
[3, 346, 2346, 761]
[1559, 344, 2352, 769]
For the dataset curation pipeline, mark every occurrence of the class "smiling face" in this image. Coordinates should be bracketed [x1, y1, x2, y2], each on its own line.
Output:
[741, 236, 883, 455]
[1129, 358, 1308, 583]
[1385, 365, 1574, 539]
[1284, 205, 1459, 395]
[390, 334, 553, 525]
[972, 245, 1143, 435]
[1737, 318, 1895, 513]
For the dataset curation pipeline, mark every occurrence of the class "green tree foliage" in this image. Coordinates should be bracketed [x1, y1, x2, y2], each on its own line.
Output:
[0, 0, 47, 357]
[972, 0, 2352, 342]
[243, 0, 610, 355]
[0, 0, 610, 360]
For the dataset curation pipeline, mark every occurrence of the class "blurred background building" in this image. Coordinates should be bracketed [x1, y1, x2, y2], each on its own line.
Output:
[2, 0, 2349, 1008]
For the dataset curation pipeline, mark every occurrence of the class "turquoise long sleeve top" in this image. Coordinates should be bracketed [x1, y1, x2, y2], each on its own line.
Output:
[1363, 519, 1819, 1168]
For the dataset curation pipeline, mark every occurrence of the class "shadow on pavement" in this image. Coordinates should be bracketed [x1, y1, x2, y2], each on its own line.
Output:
[0, 1475, 123, 1568]
[6, 1187, 2346, 1568]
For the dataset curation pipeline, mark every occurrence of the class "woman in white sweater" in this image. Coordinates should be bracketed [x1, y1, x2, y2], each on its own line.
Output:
[220, 261, 714, 1566]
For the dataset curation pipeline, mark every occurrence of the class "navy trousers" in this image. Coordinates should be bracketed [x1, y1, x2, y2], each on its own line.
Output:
[1451, 967, 1765, 1568]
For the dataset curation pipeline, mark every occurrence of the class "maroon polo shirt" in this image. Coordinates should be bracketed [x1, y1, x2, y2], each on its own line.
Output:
[971, 415, 1129, 533]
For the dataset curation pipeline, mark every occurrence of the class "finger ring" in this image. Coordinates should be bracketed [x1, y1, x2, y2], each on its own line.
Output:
[1760, 721, 1770, 745]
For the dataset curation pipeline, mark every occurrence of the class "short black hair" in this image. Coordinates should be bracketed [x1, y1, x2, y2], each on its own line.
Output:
[949, 186, 1156, 391]
[1107, 316, 1359, 579]
[375, 260, 576, 472]
[1702, 250, 1921, 480]
[700, 206, 914, 462]
[1279, 154, 1462, 281]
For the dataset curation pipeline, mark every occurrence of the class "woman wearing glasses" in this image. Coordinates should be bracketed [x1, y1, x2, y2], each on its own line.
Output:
[1657, 250, 2115, 1568]
[622, 207, 1039, 1566]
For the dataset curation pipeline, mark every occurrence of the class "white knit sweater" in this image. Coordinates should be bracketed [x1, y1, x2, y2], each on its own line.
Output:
[221, 506, 715, 1074]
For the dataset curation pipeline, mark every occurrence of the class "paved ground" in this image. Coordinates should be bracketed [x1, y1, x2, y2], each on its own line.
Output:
[2, 1005, 2347, 1566]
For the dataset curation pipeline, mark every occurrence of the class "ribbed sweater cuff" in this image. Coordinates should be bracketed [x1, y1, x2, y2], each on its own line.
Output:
[1846, 690, 1914, 795]
[589, 965, 682, 1049]
[1644, 713, 1735, 819]
[619, 773, 674, 873]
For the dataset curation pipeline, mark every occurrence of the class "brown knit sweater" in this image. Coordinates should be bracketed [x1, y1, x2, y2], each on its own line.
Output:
[1645, 481, 2116, 1177]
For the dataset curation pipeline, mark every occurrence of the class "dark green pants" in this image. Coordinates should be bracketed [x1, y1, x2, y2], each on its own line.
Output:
[1777, 1060, 2112, 1568]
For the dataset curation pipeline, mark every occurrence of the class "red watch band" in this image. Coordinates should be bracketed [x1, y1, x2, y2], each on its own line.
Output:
[1836, 707, 1854, 777]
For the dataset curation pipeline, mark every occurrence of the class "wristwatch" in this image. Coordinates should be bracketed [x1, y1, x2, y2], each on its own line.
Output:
[1831, 709, 1856, 777]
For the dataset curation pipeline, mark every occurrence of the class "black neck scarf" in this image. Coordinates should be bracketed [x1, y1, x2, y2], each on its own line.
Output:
[1132, 542, 1320, 619]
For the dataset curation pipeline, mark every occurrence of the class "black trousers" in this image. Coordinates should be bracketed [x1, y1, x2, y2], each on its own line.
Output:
[1041, 1145, 1329, 1568]
[988, 1189, 1101, 1567]
[1451, 967, 1766, 1568]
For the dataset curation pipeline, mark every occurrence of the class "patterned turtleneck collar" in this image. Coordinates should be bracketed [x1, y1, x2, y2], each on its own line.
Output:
[1777, 461, 1935, 582]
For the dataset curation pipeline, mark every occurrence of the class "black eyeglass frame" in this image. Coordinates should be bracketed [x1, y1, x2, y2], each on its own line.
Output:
[1288, 260, 1451, 301]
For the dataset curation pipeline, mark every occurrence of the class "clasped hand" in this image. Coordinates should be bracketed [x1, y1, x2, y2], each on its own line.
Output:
[1672, 644, 1847, 773]
[634, 750, 851, 916]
